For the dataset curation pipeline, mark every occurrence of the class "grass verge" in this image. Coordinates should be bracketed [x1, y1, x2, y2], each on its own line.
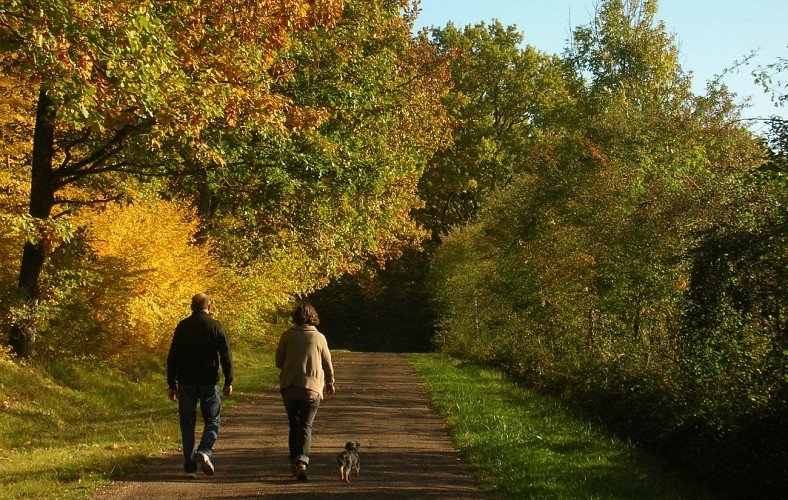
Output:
[405, 353, 710, 499]
[0, 349, 278, 499]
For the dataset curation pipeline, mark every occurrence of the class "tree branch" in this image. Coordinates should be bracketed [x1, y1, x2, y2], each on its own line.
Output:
[54, 120, 154, 187]
[52, 193, 126, 218]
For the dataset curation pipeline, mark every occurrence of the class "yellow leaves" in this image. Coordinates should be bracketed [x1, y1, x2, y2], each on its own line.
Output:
[284, 105, 330, 133]
[674, 275, 689, 292]
[0, 345, 13, 366]
[0, 74, 35, 166]
[77, 197, 216, 354]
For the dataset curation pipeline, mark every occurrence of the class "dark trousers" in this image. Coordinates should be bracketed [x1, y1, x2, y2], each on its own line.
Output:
[283, 398, 321, 465]
[178, 384, 221, 473]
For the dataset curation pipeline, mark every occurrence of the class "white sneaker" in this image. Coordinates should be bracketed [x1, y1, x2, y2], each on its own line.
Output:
[196, 451, 215, 475]
[185, 472, 196, 479]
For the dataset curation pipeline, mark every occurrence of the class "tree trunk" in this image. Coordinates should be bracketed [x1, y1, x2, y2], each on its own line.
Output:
[9, 87, 57, 358]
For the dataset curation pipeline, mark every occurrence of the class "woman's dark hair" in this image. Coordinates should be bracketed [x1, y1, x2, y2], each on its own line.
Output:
[292, 301, 320, 326]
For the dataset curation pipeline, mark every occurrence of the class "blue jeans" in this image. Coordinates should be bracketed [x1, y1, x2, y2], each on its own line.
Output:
[178, 384, 221, 473]
[283, 398, 321, 465]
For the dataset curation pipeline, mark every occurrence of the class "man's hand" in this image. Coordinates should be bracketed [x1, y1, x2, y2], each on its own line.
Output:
[223, 385, 233, 397]
[168, 388, 178, 402]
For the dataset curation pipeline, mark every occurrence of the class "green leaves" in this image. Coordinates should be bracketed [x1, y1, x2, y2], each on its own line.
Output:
[426, 2, 782, 493]
[1, 0, 352, 356]
[418, 20, 567, 238]
[191, 0, 451, 282]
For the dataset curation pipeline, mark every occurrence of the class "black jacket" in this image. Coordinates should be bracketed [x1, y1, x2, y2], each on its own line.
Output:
[167, 311, 234, 389]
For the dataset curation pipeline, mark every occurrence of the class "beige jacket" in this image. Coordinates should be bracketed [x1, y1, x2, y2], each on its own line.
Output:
[275, 324, 335, 398]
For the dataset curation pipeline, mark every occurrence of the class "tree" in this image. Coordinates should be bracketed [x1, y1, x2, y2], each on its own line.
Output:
[174, 0, 453, 349]
[316, 19, 569, 352]
[212, 0, 450, 265]
[428, 1, 779, 493]
[0, 0, 344, 356]
[418, 20, 568, 239]
[254, 0, 455, 351]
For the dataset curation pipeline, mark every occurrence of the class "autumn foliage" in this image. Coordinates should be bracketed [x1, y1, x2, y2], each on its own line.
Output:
[0, 0, 452, 356]
[0, 0, 785, 494]
[48, 198, 215, 356]
[0, 0, 344, 138]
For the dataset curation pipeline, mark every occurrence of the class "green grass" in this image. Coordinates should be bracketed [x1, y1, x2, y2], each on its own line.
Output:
[1, 349, 713, 498]
[0, 349, 278, 499]
[406, 353, 710, 500]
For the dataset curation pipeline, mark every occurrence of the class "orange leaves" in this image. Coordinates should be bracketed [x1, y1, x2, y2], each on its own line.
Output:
[1, 0, 347, 156]
[175, 0, 343, 43]
[152, 0, 346, 144]
[1, 0, 350, 160]
[284, 105, 330, 132]
[278, 0, 345, 32]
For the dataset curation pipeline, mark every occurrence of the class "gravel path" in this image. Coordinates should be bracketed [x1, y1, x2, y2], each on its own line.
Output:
[95, 352, 484, 499]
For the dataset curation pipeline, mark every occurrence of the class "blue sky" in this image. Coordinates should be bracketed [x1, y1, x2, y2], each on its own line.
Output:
[413, 0, 787, 132]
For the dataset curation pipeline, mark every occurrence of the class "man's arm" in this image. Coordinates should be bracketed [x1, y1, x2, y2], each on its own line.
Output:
[216, 325, 234, 389]
[166, 328, 180, 401]
[166, 329, 180, 390]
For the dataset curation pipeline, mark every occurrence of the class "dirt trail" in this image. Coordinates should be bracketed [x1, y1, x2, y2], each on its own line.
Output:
[95, 352, 484, 499]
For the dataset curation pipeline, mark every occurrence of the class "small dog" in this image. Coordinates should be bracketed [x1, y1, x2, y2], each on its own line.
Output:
[337, 441, 361, 482]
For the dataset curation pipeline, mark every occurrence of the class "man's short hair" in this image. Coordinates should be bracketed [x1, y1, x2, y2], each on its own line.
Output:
[191, 293, 212, 312]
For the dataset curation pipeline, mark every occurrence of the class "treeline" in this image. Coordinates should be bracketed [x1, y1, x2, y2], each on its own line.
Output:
[1, 0, 785, 495]
[313, 0, 786, 496]
[420, 3, 786, 498]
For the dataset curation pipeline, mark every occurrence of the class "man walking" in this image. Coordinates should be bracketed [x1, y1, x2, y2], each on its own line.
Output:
[167, 293, 234, 478]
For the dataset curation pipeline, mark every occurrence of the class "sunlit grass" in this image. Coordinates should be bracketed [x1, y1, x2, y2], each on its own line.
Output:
[1, 349, 713, 498]
[0, 349, 278, 499]
[406, 353, 709, 499]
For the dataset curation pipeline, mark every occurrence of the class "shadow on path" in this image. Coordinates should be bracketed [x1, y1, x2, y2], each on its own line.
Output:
[95, 352, 484, 499]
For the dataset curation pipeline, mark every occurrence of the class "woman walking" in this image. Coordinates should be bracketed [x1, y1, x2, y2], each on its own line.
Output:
[275, 301, 336, 481]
